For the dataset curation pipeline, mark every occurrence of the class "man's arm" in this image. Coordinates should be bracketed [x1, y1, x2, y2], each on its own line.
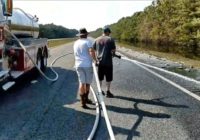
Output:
[89, 48, 97, 62]
[111, 38, 116, 54]
[110, 38, 121, 58]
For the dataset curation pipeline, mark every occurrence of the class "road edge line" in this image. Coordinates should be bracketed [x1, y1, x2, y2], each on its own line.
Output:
[122, 57, 200, 102]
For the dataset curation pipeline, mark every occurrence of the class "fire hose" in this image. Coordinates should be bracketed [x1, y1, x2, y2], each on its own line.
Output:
[4, 27, 68, 82]
[87, 86, 101, 140]
[88, 52, 122, 140]
[3, 29, 105, 139]
[92, 62, 116, 140]
[4, 27, 120, 139]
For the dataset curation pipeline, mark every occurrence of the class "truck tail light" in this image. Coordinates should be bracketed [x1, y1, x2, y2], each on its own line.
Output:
[0, 27, 4, 41]
[9, 49, 16, 56]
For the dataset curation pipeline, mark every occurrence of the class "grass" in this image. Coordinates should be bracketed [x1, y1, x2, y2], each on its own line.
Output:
[117, 42, 200, 69]
[48, 38, 77, 48]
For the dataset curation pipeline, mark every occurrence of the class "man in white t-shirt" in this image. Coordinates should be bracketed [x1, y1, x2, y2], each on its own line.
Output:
[73, 28, 96, 109]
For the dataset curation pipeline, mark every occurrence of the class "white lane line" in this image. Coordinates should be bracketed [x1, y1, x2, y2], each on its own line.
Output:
[118, 52, 200, 85]
[122, 57, 200, 102]
[138, 60, 200, 85]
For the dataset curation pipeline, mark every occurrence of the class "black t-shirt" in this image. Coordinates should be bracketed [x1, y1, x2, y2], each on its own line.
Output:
[93, 35, 116, 66]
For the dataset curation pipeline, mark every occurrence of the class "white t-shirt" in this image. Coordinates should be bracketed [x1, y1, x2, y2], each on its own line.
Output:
[73, 38, 93, 67]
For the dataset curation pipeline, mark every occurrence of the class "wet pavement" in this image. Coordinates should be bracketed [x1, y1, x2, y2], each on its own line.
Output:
[117, 46, 200, 81]
[0, 42, 199, 140]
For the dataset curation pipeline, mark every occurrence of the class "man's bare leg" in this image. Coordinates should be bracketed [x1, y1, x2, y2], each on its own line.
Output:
[106, 82, 111, 92]
[106, 82, 114, 98]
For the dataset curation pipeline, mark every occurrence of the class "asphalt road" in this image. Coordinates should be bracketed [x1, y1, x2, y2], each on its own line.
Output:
[0, 42, 200, 140]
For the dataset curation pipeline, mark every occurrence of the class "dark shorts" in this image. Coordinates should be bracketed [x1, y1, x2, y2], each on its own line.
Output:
[98, 65, 113, 82]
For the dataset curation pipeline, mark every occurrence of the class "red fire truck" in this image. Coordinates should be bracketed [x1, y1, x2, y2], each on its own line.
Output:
[0, 0, 48, 91]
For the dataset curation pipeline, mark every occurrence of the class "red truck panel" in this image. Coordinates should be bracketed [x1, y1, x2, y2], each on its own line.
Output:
[0, 49, 2, 58]
[15, 49, 24, 71]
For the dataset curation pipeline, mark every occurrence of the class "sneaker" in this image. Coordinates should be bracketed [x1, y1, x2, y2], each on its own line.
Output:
[106, 90, 114, 98]
[101, 91, 105, 96]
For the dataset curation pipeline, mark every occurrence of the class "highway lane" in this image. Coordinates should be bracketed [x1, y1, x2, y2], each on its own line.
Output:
[0, 43, 97, 140]
[94, 57, 200, 140]
[0, 42, 199, 140]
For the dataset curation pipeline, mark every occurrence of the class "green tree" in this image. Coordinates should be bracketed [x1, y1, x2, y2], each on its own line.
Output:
[39, 23, 78, 39]
[91, 0, 200, 57]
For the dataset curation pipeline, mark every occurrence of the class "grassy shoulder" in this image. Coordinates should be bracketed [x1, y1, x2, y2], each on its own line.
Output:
[48, 38, 77, 48]
[117, 42, 200, 69]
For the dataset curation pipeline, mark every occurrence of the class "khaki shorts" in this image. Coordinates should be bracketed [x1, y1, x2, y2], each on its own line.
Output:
[76, 67, 93, 84]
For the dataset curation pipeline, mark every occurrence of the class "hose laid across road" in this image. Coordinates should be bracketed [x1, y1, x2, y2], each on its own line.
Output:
[88, 86, 101, 140]
[4, 27, 60, 82]
[92, 62, 116, 140]
[5, 29, 113, 139]
[50, 55, 101, 139]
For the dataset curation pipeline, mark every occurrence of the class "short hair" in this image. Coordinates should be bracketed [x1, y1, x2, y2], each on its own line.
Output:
[103, 27, 111, 33]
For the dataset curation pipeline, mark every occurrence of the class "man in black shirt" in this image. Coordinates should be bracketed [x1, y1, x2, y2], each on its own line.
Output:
[93, 27, 116, 98]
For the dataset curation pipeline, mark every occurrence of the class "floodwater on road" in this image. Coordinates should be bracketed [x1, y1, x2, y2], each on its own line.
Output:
[166, 67, 200, 81]
[117, 41, 200, 81]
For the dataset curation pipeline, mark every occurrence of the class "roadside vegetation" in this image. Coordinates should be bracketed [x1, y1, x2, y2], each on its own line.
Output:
[118, 42, 200, 69]
[38, 23, 78, 48]
[48, 38, 77, 48]
[91, 0, 200, 58]
[39, 23, 78, 39]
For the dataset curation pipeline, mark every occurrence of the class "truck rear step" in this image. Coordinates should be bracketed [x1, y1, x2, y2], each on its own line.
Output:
[10, 71, 24, 79]
[2, 81, 15, 91]
[0, 70, 9, 78]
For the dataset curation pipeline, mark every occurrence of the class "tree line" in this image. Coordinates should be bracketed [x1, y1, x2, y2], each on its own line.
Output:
[91, 0, 200, 58]
[39, 23, 78, 39]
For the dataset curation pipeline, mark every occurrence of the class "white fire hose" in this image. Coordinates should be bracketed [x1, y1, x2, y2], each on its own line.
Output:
[5, 27, 115, 139]
[87, 86, 101, 140]
[4, 27, 71, 82]
[92, 62, 116, 140]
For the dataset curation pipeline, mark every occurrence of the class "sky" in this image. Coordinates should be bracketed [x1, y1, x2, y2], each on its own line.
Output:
[13, 0, 153, 31]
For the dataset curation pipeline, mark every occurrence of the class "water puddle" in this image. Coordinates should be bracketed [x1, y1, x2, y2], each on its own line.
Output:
[166, 67, 200, 81]
[118, 42, 200, 81]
